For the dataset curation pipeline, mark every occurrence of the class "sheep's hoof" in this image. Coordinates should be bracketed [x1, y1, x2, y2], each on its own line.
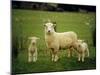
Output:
[54, 59, 59, 62]
[28, 61, 32, 63]
[82, 60, 84, 62]
[53, 59, 57, 62]
[33, 61, 37, 62]
[33, 60, 37, 62]
[54, 60, 57, 62]
[78, 59, 80, 61]
[87, 55, 89, 57]
[68, 55, 71, 58]
[52, 58, 54, 62]
[28, 59, 32, 63]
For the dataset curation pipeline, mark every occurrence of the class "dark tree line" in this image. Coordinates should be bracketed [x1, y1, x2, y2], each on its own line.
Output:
[12, 1, 96, 12]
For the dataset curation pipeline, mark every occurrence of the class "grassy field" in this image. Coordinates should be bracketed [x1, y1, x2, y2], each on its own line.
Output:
[12, 9, 96, 74]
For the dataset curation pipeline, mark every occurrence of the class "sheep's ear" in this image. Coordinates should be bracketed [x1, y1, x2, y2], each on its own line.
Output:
[36, 37, 40, 40]
[43, 22, 46, 27]
[28, 37, 32, 40]
[53, 22, 56, 27]
[82, 40, 85, 43]
[80, 40, 85, 43]
[44, 24, 46, 27]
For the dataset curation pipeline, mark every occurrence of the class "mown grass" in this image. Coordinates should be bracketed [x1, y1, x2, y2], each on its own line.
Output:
[12, 9, 96, 74]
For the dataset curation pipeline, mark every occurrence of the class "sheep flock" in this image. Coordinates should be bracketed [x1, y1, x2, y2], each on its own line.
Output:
[28, 20, 90, 63]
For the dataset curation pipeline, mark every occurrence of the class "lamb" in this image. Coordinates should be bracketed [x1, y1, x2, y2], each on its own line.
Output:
[44, 20, 78, 62]
[28, 37, 40, 62]
[75, 40, 89, 62]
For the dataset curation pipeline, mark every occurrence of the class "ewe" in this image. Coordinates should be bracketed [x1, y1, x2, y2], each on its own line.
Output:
[28, 37, 39, 62]
[44, 20, 78, 62]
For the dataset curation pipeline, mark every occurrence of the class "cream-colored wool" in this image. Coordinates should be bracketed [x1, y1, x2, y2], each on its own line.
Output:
[28, 37, 39, 62]
[75, 40, 89, 62]
[44, 21, 78, 62]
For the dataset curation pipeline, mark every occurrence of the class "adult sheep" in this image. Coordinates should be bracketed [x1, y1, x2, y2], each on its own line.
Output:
[44, 20, 78, 62]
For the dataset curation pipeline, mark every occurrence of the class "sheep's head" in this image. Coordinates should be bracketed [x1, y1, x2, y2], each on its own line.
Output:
[44, 20, 56, 35]
[75, 40, 84, 50]
[28, 37, 40, 45]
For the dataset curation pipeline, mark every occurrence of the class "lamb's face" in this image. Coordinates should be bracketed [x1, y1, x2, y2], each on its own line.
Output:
[44, 22, 56, 34]
[76, 41, 82, 50]
[28, 37, 40, 45]
[31, 39, 37, 45]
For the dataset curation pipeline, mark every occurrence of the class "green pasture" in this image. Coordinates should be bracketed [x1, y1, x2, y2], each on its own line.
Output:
[12, 9, 96, 74]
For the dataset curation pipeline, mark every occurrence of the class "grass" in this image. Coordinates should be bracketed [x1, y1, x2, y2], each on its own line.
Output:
[12, 9, 96, 74]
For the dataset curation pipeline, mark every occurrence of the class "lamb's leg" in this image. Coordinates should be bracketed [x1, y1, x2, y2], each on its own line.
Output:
[33, 54, 36, 62]
[33, 50, 37, 62]
[82, 53, 85, 62]
[28, 52, 32, 62]
[78, 53, 81, 61]
[86, 48, 89, 57]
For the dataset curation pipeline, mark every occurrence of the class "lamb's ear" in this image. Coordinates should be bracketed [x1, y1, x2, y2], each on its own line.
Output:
[28, 37, 32, 40]
[43, 23, 46, 27]
[36, 37, 40, 40]
[81, 40, 85, 43]
[53, 22, 56, 27]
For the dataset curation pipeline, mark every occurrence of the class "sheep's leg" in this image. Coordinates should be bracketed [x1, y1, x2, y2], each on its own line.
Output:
[54, 54, 58, 62]
[82, 53, 85, 62]
[33, 50, 37, 62]
[51, 48, 59, 62]
[51, 48, 54, 61]
[35, 50, 37, 62]
[54, 50, 59, 62]
[70, 47, 74, 57]
[28, 52, 32, 62]
[86, 48, 89, 57]
[33, 53, 36, 62]
[78, 53, 81, 61]
[68, 49, 71, 58]
[52, 54, 54, 61]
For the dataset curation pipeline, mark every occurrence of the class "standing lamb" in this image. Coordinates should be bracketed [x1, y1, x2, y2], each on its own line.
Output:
[75, 40, 89, 62]
[44, 20, 78, 62]
[28, 37, 40, 62]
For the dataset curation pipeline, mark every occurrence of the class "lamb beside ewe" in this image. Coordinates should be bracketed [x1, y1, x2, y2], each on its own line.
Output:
[75, 40, 89, 62]
[28, 37, 39, 62]
[44, 20, 78, 62]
